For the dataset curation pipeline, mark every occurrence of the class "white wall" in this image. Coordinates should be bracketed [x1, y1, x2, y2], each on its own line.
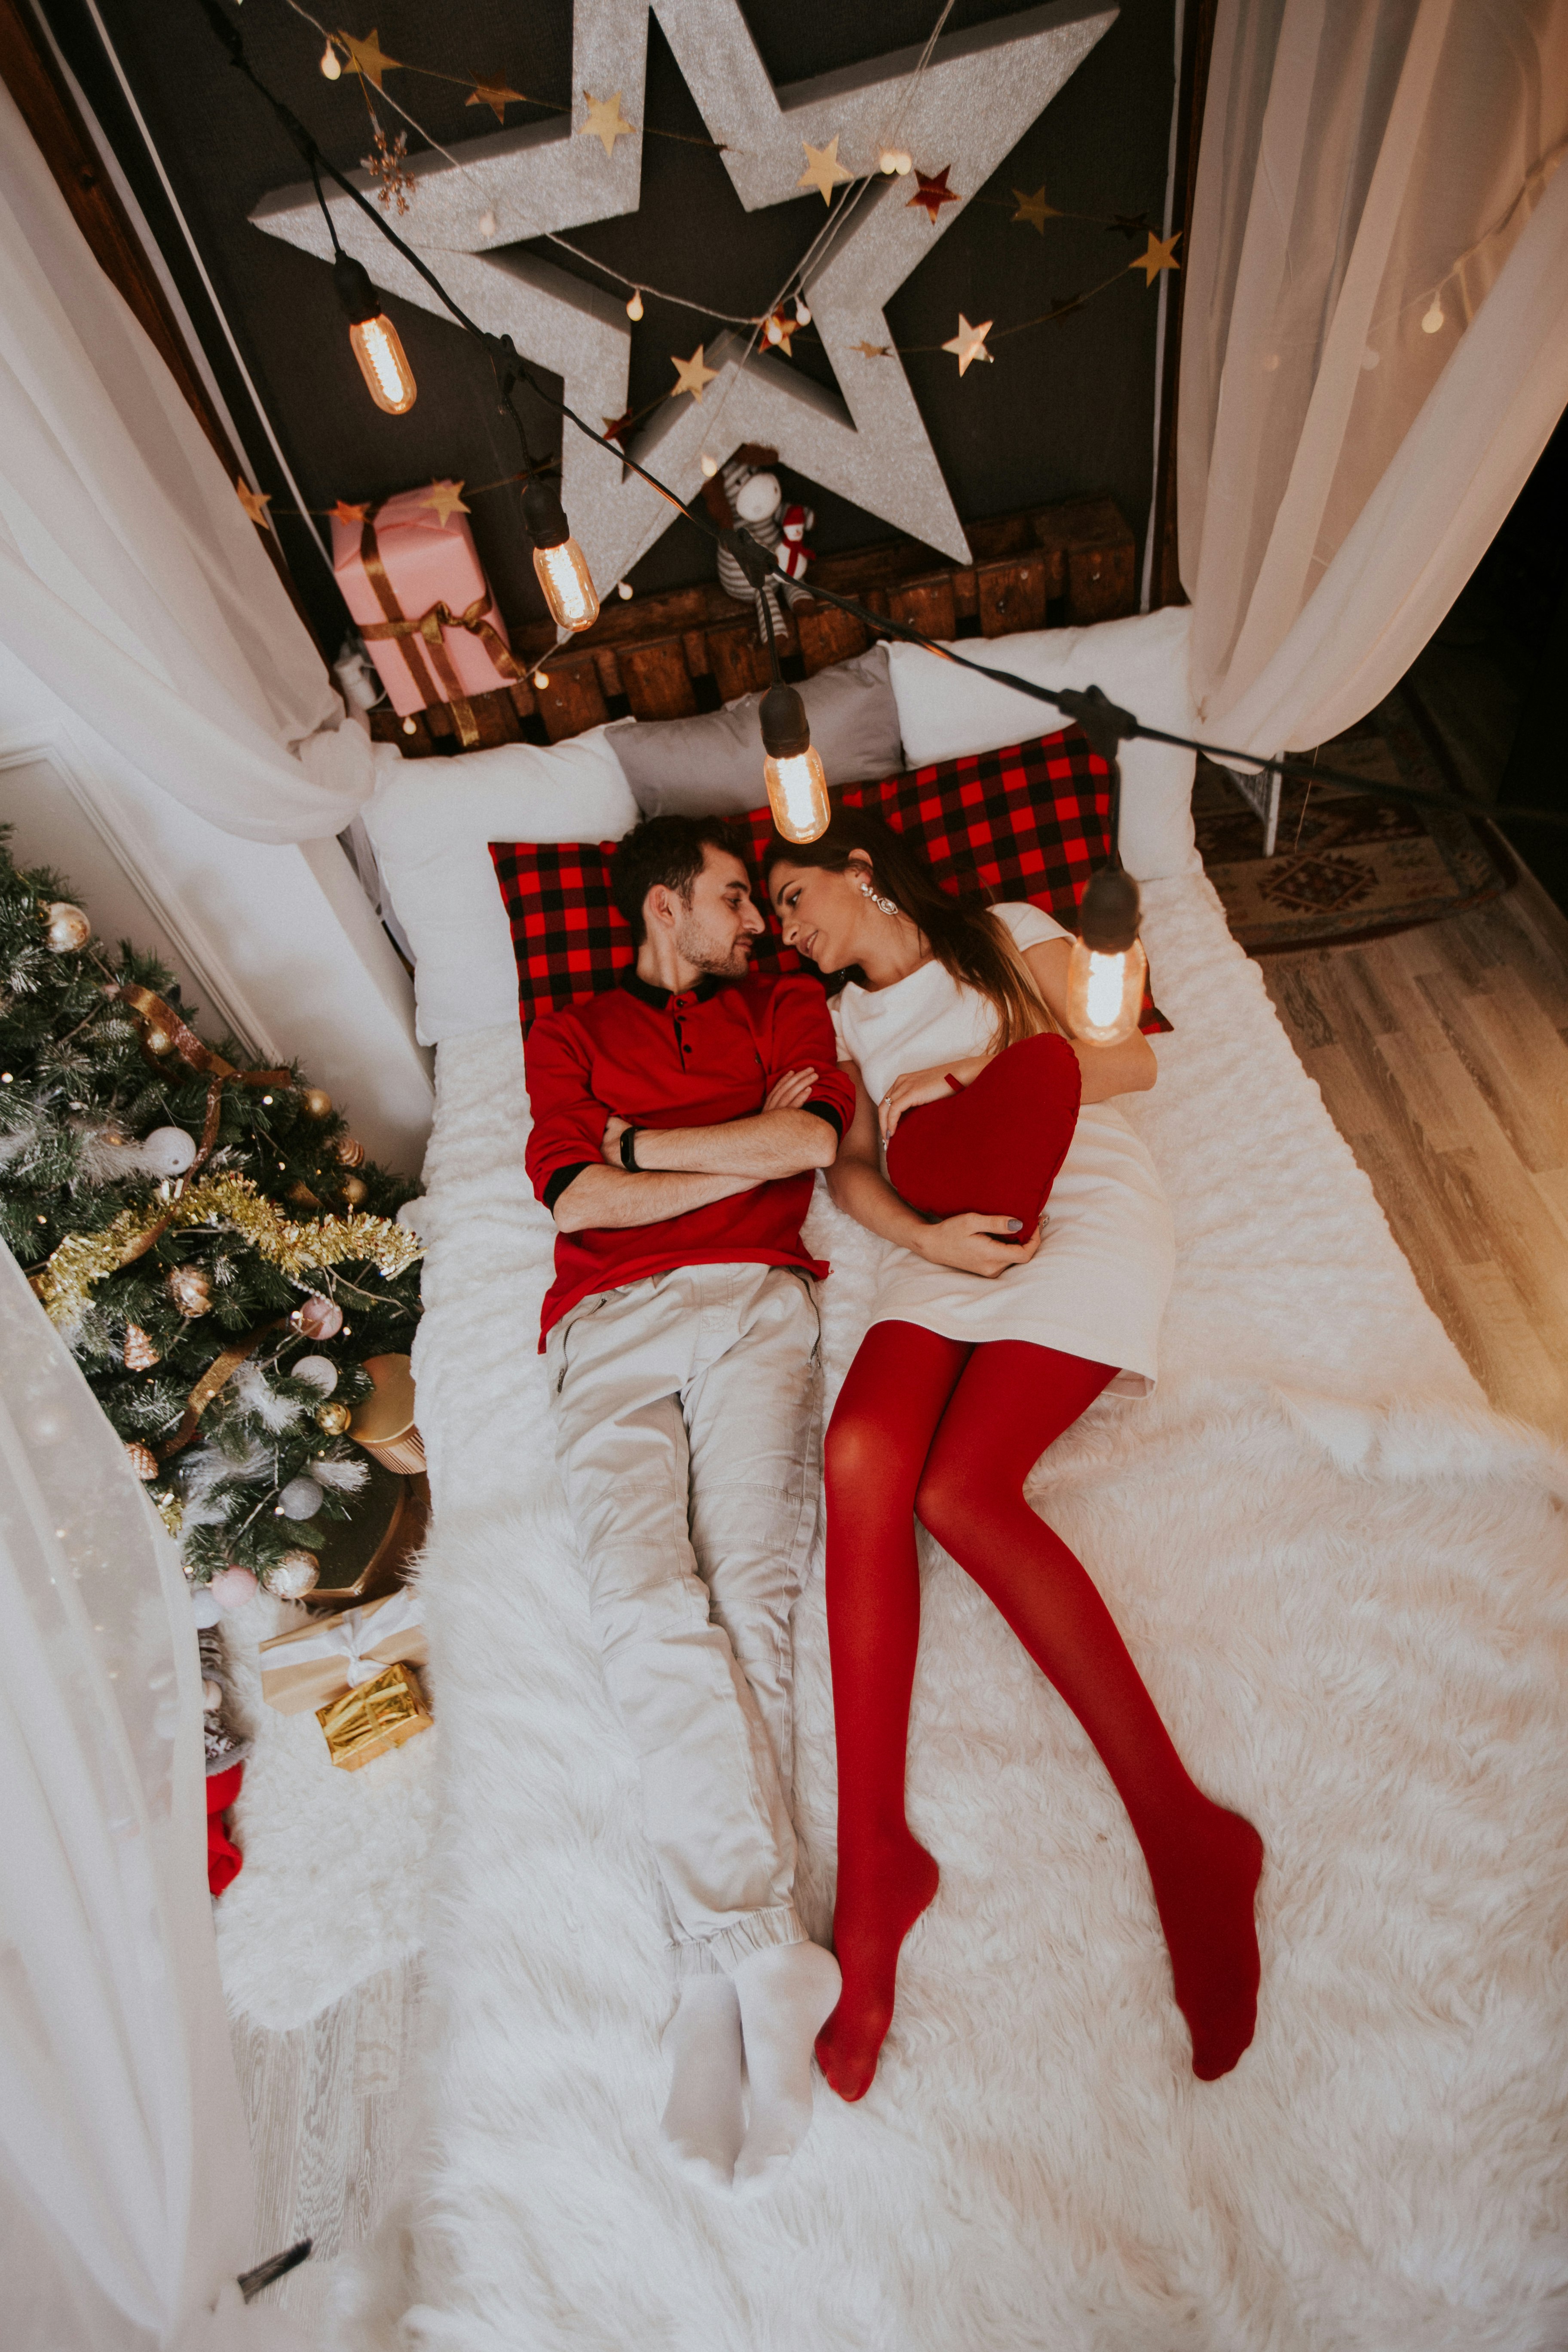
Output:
[0, 643, 434, 1175]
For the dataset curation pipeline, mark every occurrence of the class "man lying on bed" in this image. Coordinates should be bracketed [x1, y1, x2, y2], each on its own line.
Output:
[523, 814, 855, 2196]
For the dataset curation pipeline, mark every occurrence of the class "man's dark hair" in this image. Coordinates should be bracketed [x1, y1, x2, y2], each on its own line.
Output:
[609, 815, 748, 946]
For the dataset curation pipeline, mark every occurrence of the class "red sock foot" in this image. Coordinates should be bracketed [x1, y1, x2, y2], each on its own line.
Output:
[815, 1835, 940, 2101]
[1150, 1804, 1264, 2080]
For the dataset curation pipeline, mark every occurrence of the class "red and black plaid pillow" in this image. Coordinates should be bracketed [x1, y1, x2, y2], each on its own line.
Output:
[491, 724, 1168, 1032]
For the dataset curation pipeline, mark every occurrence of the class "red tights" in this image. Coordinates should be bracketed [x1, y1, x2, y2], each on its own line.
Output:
[817, 1322, 1262, 2098]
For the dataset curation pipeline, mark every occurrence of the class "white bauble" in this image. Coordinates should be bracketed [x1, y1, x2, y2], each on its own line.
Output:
[291, 1355, 338, 1394]
[191, 1586, 222, 1628]
[141, 1125, 198, 1178]
[278, 1476, 324, 1520]
[264, 1549, 321, 1600]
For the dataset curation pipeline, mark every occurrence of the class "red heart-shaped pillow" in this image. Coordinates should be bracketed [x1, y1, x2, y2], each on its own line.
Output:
[885, 1030, 1081, 1231]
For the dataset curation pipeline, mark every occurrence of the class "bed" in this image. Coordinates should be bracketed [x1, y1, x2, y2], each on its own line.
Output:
[332, 618, 1568, 2352]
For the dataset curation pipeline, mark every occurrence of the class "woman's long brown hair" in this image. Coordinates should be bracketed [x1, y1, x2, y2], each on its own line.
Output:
[763, 805, 1057, 1052]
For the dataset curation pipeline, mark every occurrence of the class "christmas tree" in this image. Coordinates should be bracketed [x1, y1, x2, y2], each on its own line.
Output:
[0, 828, 424, 1596]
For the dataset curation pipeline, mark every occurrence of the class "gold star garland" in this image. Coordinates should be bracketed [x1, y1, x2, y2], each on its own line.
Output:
[39, 1173, 423, 1329]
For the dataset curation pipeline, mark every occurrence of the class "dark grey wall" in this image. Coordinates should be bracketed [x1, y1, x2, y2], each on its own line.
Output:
[38, 0, 1177, 648]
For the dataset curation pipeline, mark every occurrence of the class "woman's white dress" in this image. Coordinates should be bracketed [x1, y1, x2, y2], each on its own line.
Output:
[831, 900, 1175, 1396]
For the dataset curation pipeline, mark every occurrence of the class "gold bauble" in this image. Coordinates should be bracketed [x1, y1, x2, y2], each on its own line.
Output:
[287, 1180, 322, 1208]
[124, 1439, 159, 1480]
[143, 1025, 176, 1057]
[339, 1174, 368, 1205]
[315, 1399, 352, 1434]
[43, 900, 91, 953]
[334, 1135, 366, 1167]
[301, 1087, 333, 1119]
[165, 1264, 211, 1318]
[123, 1321, 160, 1370]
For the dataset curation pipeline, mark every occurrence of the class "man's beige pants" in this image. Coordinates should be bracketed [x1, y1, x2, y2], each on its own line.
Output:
[545, 1261, 821, 1975]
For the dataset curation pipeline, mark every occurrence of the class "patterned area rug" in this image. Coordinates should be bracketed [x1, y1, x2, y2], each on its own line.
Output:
[1194, 688, 1514, 952]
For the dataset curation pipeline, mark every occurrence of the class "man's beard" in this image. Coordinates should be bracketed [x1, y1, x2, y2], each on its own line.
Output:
[672, 914, 753, 977]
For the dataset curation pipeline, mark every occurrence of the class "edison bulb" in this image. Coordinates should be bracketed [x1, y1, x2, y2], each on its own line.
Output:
[533, 539, 600, 631]
[349, 314, 417, 414]
[626, 288, 644, 321]
[763, 747, 831, 844]
[1065, 937, 1148, 1047]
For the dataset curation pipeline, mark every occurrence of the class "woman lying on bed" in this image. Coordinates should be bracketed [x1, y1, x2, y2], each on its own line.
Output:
[765, 809, 1264, 2098]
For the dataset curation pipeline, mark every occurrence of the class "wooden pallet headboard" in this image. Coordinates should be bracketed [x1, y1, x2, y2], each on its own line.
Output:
[370, 494, 1139, 760]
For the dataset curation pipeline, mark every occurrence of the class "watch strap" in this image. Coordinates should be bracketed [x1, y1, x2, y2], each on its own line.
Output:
[619, 1124, 641, 1172]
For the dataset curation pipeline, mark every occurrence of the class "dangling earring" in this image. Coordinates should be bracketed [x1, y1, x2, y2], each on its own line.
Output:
[858, 876, 898, 916]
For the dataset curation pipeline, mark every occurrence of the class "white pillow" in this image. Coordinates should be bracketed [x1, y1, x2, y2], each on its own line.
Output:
[363, 727, 638, 1046]
[885, 606, 1200, 881]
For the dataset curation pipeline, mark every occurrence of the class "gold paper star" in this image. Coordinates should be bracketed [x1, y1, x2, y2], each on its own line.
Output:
[1012, 187, 1060, 234]
[578, 90, 636, 158]
[235, 477, 273, 528]
[670, 345, 719, 402]
[1130, 229, 1182, 286]
[420, 480, 470, 525]
[338, 29, 400, 90]
[798, 135, 853, 204]
[942, 314, 993, 376]
[467, 80, 528, 125]
[330, 499, 369, 526]
[852, 339, 891, 358]
[908, 166, 959, 225]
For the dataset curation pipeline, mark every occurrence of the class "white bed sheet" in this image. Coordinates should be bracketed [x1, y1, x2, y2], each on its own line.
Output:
[340, 870, 1568, 2352]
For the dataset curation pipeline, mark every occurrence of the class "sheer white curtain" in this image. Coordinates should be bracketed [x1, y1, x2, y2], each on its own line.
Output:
[0, 77, 376, 845]
[0, 1245, 303, 2350]
[1179, 0, 1568, 755]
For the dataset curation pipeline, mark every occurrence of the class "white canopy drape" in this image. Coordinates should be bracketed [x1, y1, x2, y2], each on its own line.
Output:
[1179, 0, 1568, 755]
[0, 1245, 305, 2350]
[0, 76, 374, 845]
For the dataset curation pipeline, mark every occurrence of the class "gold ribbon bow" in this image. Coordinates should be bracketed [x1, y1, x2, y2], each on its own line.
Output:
[354, 508, 527, 747]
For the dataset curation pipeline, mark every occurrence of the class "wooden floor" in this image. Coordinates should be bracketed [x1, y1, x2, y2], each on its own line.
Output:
[233, 859, 1568, 2337]
[1259, 864, 1568, 1444]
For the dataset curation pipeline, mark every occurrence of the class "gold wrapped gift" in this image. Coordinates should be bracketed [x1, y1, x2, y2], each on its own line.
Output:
[317, 1661, 432, 1770]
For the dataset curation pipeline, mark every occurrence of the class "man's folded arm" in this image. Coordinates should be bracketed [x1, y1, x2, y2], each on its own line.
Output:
[524, 1014, 756, 1233]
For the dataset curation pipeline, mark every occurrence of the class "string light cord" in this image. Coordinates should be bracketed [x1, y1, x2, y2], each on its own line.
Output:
[197, 1, 1568, 839]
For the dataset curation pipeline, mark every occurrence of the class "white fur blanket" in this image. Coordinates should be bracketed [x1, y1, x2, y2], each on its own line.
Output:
[331, 871, 1568, 2352]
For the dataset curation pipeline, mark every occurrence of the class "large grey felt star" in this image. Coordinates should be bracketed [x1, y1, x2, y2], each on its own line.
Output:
[253, 0, 1114, 588]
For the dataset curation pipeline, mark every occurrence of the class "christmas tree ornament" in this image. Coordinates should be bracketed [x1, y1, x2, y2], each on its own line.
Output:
[909, 165, 960, 225]
[142, 1125, 198, 1178]
[942, 314, 994, 376]
[291, 1293, 344, 1341]
[265, 1550, 322, 1602]
[278, 1476, 325, 1520]
[288, 1181, 323, 1208]
[257, 2, 1109, 586]
[142, 1023, 176, 1057]
[315, 1400, 353, 1436]
[292, 1354, 338, 1393]
[42, 901, 91, 953]
[166, 1264, 212, 1318]
[201, 1677, 224, 1712]
[1012, 186, 1060, 233]
[209, 1565, 260, 1612]
[191, 1586, 222, 1628]
[123, 1322, 160, 1370]
[301, 1088, 333, 1119]
[578, 89, 637, 158]
[340, 1175, 369, 1206]
[798, 135, 853, 203]
[125, 1439, 159, 1480]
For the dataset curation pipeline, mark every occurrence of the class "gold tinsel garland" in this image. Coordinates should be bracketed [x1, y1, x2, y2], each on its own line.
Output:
[39, 1172, 424, 1327]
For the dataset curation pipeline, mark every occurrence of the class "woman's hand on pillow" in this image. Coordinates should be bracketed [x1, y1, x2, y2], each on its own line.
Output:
[879, 1054, 990, 1142]
[914, 1210, 1044, 1279]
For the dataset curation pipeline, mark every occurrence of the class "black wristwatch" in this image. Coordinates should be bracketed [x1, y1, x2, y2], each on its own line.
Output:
[619, 1124, 641, 1172]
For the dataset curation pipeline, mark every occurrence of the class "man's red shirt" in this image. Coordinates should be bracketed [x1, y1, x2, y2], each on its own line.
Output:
[523, 968, 855, 1346]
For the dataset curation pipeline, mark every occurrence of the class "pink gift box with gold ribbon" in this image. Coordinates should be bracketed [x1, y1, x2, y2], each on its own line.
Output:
[332, 484, 521, 743]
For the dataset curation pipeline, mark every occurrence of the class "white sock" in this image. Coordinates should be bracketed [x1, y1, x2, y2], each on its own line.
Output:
[731, 1940, 841, 2196]
[658, 1975, 745, 2189]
